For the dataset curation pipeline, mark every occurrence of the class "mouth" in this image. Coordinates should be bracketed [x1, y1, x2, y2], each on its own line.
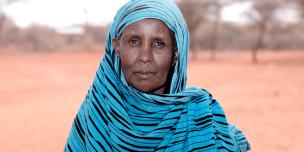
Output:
[134, 70, 155, 79]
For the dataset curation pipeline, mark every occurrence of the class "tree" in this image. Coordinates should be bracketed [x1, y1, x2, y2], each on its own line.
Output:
[177, 0, 209, 60]
[245, 0, 284, 63]
[23, 25, 64, 51]
[177, 0, 249, 61]
[207, 0, 222, 61]
[0, 0, 24, 42]
[207, 0, 246, 61]
[298, 0, 304, 19]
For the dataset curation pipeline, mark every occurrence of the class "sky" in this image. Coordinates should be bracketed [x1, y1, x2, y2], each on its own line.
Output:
[3, 0, 250, 30]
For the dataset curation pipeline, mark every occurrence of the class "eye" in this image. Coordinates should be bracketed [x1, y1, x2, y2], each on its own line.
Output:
[128, 37, 139, 47]
[153, 40, 165, 49]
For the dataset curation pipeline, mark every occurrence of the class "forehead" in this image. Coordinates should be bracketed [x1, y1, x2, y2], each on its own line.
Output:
[121, 18, 171, 37]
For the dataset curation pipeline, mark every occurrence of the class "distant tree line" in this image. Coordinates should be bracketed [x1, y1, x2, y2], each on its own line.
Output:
[0, 15, 108, 52]
[0, 0, 304, 63]
[0, 0, 109, 52]
[177, 0, 304, 63]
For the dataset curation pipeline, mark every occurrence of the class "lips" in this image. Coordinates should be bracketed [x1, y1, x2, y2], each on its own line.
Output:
[134, 70, 155, 79]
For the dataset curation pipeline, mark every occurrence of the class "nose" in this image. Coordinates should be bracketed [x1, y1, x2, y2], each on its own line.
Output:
[138, 43, 152, 64]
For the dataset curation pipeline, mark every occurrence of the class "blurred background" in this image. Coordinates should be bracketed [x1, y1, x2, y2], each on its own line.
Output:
[0, 0, 303, 151]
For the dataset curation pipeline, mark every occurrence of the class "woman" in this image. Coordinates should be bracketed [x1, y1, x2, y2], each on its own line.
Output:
[65, 0, 250, 151]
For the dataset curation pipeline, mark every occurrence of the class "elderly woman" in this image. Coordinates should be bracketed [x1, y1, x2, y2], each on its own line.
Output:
[65, 0, 250, 151]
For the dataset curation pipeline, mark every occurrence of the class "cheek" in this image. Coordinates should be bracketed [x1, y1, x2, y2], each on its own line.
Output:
[119, 50, 137, 77]
[155, 54, 173, 76]
[119, 48, 135, 66]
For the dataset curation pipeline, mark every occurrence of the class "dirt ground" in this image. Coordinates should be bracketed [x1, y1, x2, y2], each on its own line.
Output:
[0, 50, 303, 152]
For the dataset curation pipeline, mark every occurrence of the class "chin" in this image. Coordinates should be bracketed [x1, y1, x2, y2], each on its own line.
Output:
[133, 84, 165, 94]
[128, 79, 166, 94]
[135, 86, 154, 93]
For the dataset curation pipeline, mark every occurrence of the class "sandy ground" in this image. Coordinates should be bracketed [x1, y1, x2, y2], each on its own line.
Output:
[0, 50, 303, 152]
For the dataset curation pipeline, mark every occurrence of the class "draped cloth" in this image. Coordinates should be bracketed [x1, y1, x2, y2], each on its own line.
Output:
[65, 0, 250, 151]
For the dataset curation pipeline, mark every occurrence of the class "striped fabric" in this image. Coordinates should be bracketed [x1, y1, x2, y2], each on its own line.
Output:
[65, 0, 250, 151]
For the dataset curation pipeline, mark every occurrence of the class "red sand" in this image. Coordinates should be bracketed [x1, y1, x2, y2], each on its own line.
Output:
[0, 50, 303, 152]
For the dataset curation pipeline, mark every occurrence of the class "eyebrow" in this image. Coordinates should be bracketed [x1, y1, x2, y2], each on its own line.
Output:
[124, 35, 168, 44]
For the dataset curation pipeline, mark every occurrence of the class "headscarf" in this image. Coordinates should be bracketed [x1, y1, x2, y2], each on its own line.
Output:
[65, 0, 250, 151]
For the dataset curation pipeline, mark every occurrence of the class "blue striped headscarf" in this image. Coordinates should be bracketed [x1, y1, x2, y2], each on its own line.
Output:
[65, 0, 250, 151]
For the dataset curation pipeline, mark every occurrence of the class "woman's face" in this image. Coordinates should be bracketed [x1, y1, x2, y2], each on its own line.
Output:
[113, 18, 176, 94]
